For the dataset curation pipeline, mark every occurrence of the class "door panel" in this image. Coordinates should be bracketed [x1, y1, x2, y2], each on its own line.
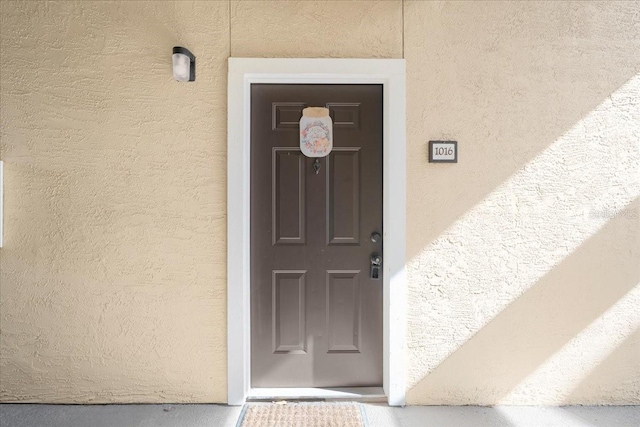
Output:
[326, 103, 360, 129]
[326, 270, 360, 353]
[272, 270, 306, 354]
[326, 148, 361, 245]
[272, 149, 306, 245]
[251, 84, 383, 388]
[273, 102, 308, 130]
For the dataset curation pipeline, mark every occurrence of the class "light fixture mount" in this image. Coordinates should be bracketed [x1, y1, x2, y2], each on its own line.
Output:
[172, 46, 195, 82]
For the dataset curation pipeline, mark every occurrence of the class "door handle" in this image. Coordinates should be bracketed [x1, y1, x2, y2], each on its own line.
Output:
[370, 253, 382, 280]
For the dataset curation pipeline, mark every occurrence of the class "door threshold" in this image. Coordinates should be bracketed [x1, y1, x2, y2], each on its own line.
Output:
[247, 387, 386, 402]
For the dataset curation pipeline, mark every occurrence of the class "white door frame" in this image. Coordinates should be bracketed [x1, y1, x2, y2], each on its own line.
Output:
[227, 58, 406, 406]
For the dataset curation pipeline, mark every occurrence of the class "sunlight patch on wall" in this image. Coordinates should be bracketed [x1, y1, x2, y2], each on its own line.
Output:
[500, 284, 640, 404]
[407, 74, 640, 390]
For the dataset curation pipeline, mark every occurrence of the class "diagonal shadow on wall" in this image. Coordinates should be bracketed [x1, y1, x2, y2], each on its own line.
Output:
[564, 328, 640, 406]
[408, 201, 639, 405]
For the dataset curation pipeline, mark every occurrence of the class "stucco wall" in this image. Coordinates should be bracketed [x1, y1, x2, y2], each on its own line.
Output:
[1, 0, 638, 405]
[0, 0, 230, 403]
[405, 1, 640, 405]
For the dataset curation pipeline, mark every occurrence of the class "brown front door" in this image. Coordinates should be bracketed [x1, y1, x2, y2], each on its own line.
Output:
[250, 84, 383, 388]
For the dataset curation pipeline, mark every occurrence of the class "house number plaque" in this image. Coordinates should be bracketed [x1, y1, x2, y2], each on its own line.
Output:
[429, 140, 457, 163]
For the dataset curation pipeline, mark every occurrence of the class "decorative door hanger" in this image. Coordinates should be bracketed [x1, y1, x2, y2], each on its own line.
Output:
[300, 107, 333, 157]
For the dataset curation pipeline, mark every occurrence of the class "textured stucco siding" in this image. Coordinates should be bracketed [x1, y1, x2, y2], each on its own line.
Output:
[405, 1, 640, 405]
[1, 0, 639, 405]
[230, 0, 402, 59]
[0, 1, 230, 403]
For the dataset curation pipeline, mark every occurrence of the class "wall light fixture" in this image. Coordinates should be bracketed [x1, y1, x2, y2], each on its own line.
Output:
[172, 46, 195, 82]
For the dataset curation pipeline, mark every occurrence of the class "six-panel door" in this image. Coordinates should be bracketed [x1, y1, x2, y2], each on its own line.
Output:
[251, 84, 383, 387]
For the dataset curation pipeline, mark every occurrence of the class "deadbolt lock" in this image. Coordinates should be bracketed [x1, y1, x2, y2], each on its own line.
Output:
[370, 252, 382, 280]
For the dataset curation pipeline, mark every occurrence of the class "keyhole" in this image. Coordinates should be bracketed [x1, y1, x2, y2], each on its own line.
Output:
[313, 158, 321, 174]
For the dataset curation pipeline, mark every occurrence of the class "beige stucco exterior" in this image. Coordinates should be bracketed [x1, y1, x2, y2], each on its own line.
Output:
[0, 0, 638, 405]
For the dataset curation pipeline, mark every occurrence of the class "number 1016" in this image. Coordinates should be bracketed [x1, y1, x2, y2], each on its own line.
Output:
[429, 141, 457, 163]
[433, 146, 454, 156]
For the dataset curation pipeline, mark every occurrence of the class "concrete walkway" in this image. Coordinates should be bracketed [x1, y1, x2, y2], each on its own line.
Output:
[1, 403, 638, 427]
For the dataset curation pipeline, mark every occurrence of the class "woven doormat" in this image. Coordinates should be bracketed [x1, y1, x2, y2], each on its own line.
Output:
[237, 402, 367, 427]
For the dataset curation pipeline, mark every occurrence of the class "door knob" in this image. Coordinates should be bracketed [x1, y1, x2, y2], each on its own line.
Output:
[370, 252, 382, 280]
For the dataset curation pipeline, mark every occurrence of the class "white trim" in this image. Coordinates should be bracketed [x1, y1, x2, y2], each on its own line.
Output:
[248, 387, 385, 401]
[227, 58, 406, 406]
